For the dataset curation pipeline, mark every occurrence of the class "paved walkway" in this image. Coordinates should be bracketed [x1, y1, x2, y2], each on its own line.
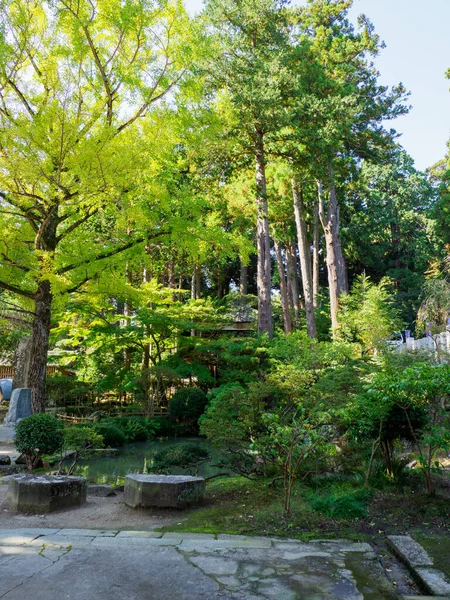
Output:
[0, 529, 399, 599]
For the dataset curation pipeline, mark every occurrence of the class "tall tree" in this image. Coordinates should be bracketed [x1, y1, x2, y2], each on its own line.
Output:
[203, 0, 295, 337]
[0, 0, 192, 411]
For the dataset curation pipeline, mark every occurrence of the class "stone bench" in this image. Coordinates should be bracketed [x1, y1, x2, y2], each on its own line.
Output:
[7, 474, 87, 513]
[124, 474, 205, 509]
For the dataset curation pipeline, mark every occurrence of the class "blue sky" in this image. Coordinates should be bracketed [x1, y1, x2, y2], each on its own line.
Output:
[184, 0, 450, 171]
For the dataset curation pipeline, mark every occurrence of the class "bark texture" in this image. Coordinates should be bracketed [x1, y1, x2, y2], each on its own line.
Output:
[274, 239, 292, 334]
[255, 131, 273, 337]
[317, 168, 348, 335]
[292, 179, 316, 338]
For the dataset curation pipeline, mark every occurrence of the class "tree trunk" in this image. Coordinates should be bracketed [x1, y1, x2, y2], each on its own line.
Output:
[123, 264, 132, 369]
[317, 166, 348, 336]
[28, 280, 52, 413]
[286, 241, 300, 326]
[28, 208, 59, 413]
[292, 179, 316, 338]
[313, 203, 320, 310]
[255, 130, 273, 338]
[274, 239, 292, 334]
[318, 181, 339, 334]
[328, 165, 348, 295]
[239, 261, 248, 296]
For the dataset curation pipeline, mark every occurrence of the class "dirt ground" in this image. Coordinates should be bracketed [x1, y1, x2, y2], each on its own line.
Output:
[0, 483, 180, 531]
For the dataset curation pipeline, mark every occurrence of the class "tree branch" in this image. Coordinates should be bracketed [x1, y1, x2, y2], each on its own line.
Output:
[0, 280, 35, 299]
[58, 230, 170, 275]
[56, 208, 99, 242]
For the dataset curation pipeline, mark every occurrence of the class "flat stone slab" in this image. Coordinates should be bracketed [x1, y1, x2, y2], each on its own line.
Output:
[0, 529, 397, 599]
[388, 535, 450, 597]
[6, 474, 87, 513]
[415, 567, 450, 596]
[387, 535, 434, 566]
[124, 474, 205, 509]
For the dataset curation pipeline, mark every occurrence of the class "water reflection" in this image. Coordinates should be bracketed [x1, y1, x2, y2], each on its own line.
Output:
[72, 437, 223, 486]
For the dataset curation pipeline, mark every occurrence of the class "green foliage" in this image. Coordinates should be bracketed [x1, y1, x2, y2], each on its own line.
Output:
[168, 387, 208, 423]
[93, 423, 127, 448]
[352, 362, 450, 494]
[59, 426, 104, 475]
[149, 443, 211, 476]
[15, 414, 64, 470]
[337, 275, 404, 355]
[310, 487, 373, 520]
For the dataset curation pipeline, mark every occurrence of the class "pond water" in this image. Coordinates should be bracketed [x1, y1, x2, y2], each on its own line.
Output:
[72, 437, 224, 486]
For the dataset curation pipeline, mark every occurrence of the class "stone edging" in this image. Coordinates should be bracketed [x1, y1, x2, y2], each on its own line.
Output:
[387, 535, 450, 597]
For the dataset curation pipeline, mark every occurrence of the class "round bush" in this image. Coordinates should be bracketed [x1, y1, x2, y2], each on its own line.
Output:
[150, 443, 210, 475]
[168, 387, 208, 422]
[15, 413, 64, 469]
[93, 423, 126, 447]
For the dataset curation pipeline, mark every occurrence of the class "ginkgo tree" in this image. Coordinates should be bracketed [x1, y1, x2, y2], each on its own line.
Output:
[0, 0, 195, 411]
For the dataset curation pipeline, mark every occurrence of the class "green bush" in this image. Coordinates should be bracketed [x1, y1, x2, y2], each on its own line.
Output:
[93, 423, 126, 447]
[311, 487, 373, 520]
[15, 413, 64, 470]
[152, 416, 176, 436]
[169, 387, 208, 421]
[149, 443, 211, 475]
[59, 426, 104, 475]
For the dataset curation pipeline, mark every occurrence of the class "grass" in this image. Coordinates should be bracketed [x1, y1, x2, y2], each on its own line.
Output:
[415, 534, 450, 579]
[157, 471, 450, 541]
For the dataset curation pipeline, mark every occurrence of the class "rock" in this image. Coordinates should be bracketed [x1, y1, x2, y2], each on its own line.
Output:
[114, 485, 125, 492]
[124, 474, 206, 509]
[0, 455, 11, 465]
[0, 465, 26, 476]
[87, 484, 116, 497]
[6, 474, 87, 513]
[15, 453, 43, 468]
[3, 388, 32, 426]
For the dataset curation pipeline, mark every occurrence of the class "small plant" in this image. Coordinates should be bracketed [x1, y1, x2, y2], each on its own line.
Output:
[149, 443, 211, 475]
[15, 414, 64, 470]
[58, 426, 104, 475]
[311, 487, 373, 520]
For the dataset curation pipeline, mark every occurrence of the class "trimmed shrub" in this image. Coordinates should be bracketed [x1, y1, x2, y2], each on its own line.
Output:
[93, 423, 126, 447]
[168, 387, 208, 424]
[150, 443, 211, 475]
[15, 413, 64, 470]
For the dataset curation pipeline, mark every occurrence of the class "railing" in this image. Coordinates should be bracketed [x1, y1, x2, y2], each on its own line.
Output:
[397, 330, 450, 356]
[0, 365, 60, 379]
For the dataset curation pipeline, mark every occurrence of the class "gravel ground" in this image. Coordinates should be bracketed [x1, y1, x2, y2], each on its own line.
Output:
[0, 484, 180, 531]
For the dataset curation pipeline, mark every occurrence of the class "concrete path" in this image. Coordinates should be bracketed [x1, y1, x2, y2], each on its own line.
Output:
[0, 529, 399, 599]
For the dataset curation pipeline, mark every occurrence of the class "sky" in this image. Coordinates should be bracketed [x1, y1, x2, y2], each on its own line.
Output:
[184, 0, 450, 172]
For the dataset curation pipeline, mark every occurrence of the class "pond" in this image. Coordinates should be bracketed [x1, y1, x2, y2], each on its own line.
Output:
[71, 437, 225, 486]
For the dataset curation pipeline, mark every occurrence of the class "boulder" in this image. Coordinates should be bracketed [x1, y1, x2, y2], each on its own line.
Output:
[3, 388, 32, 426]
[0, 455, 11, 465]
[0, 465, 25, 476]
[87, 484, 116, 497]
[15, 453, 43, 468]
[6, 474, 87, 513]
[124, 474, 205, 509]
